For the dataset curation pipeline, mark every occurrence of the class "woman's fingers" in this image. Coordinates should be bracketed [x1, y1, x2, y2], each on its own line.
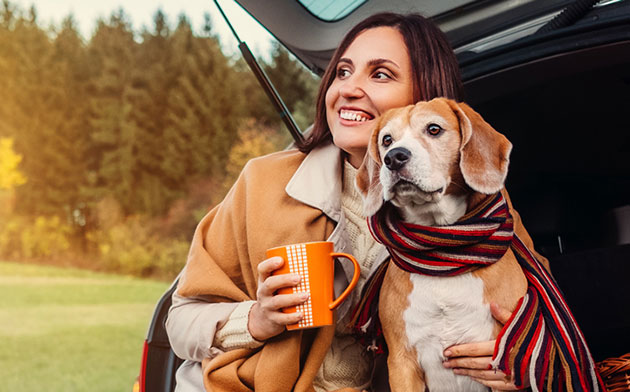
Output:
[472, 377, 520, 390]
[269, 292, 309, 311]
[490, 302, 514, 325]
[262, 273, 302, 294]
[443, 355, 491, 370]
[453, 367, 505, 380]
[444, 340, 495, 358]
[257, 256, 284, 281]
[269, 308, 304, 325]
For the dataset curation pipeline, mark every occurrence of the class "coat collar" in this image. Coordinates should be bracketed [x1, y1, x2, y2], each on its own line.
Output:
[285, 142, 343, 222]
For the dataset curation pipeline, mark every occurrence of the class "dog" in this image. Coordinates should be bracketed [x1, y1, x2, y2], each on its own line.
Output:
[355, 98, 529, 391]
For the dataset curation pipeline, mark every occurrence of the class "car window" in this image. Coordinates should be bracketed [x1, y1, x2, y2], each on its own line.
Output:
[297, 0, 366, 21]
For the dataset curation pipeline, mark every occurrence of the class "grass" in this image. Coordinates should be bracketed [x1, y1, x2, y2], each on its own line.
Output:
[0, 261, 170, 392]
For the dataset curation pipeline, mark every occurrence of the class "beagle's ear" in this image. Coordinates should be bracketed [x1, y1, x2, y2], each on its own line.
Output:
[446, 100, 513, 194]
[356, 124, 384, 217]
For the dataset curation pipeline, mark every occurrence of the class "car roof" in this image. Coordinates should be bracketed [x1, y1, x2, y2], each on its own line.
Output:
[233, 0, 575, 75]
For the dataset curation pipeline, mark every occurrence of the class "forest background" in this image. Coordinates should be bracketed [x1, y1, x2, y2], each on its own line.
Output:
[0, 0, 319, 280]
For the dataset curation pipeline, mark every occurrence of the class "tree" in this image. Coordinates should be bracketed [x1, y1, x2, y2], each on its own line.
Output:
[161, 20, 244, 192]
[85, 10, 139, 215]
[0, 137, 26, 190]
[247, 42, 319, 132]
[118, 9, 179, 215]
[0, 137, 26, 216]
[0, 1, 17, 138]
[7, 6, 63, 216]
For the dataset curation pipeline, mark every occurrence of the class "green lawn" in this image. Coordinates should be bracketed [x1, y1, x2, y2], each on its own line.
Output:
[0, 261, 170, 392]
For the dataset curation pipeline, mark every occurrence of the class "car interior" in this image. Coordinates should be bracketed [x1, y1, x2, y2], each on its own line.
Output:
[467, 39, 630, 362]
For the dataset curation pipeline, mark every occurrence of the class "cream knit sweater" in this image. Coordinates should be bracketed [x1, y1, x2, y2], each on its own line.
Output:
[215, 160, 382, 391]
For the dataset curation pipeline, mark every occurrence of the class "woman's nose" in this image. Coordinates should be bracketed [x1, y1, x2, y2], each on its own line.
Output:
[338, 76, 365, 99]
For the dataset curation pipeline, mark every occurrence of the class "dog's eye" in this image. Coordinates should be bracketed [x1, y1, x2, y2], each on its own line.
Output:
[382, 135, 393, 147]
[427, 124, 442, 136]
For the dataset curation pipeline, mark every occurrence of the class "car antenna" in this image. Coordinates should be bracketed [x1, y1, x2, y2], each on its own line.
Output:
[213, 0, 305, 145]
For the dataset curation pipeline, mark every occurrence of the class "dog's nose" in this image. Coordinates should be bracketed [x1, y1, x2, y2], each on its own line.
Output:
[384, 147, 411, 171]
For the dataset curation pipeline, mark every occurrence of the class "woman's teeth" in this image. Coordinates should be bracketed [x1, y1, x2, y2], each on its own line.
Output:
[340, 110, 369, 122]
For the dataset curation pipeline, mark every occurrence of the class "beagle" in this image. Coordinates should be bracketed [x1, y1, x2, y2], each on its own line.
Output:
[356, 98, 528, 391]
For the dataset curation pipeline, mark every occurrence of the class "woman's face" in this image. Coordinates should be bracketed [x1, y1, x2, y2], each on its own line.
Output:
[325, 26, 414, 168]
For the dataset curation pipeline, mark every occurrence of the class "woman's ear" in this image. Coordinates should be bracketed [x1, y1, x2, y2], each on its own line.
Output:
[446, 100, 512, 194]
[356, 125, 384, 217]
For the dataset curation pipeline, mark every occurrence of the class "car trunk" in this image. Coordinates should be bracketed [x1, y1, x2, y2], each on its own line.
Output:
[462, 9, 630, 360]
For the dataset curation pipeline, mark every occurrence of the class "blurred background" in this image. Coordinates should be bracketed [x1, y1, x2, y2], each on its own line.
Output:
[0, 0, 319, 279]
[0, 1, 318, 390]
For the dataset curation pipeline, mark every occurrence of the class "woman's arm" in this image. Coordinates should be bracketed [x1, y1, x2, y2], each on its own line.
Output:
[166, 256, 309, 361]
[165, 292, 242, 362]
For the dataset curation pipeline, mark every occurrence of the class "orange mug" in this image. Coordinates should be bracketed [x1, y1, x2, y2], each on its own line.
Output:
[266, 241, 361, 330]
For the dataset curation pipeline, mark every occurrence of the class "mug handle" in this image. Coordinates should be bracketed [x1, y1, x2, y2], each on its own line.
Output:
[328, 252, 361, 310]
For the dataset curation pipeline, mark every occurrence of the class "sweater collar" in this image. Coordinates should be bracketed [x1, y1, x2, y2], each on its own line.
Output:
[285, 142, 343, 221]
[341, 159, 365, 218]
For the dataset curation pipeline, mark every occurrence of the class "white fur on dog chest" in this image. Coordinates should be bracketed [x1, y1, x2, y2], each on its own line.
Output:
[404, 273, 494, 392]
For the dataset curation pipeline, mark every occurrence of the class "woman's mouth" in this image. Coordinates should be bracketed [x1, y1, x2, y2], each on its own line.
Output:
[339, 109, 374, 122]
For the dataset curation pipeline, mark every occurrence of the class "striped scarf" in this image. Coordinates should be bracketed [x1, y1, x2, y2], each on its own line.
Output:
[353, 192, 605, 391]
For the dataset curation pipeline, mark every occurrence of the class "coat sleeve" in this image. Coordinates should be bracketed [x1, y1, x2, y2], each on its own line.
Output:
[166, 291, 239, 361]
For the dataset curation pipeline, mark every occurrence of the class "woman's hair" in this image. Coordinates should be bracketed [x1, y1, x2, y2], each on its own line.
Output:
[298, 12, 464, 152]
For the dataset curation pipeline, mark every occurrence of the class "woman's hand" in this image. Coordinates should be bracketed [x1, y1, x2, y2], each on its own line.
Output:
[442, 303, 528, 390]
[248, 256, 309, 341]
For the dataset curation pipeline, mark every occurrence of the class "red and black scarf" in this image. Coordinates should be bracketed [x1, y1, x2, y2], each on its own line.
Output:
[351, 192, 605, 391]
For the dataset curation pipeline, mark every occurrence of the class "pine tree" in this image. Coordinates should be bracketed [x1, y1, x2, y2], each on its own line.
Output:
[121, 9, 179, 215]
[247, 42, 319, 132]
[48, 16, 92, 222]
[86, 10, 138, 215]
[161, 19, 244, 191]
[0, 0, 17, 138]
[7, 6, 61, 216]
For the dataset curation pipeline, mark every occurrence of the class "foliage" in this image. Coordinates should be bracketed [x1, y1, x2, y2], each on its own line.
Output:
[0, 1, 319, 278]
[88, 216, 190, 279]
[216, 120, 291, 203]
[0, 215, 72, 260]
[0, 137, 26, 190]
[246, 42, 319, 132]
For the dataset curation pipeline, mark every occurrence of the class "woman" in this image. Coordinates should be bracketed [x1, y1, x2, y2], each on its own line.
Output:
[166, 12, 530, 392]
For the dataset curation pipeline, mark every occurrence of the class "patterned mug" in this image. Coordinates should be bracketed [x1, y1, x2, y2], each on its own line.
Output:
[266, 241, 360, 330]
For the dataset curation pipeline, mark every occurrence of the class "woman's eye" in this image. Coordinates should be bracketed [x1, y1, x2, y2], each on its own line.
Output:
[382, 135, 393, 147]
[337, 68, 351, 78]
[427, 124, 443, 136]
[374, 71, 391, 80]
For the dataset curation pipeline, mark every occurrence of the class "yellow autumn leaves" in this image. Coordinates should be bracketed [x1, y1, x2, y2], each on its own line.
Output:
[0, 138, 26, 191]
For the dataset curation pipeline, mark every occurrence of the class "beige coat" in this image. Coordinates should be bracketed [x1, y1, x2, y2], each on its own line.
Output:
[167, 143, 390, 392]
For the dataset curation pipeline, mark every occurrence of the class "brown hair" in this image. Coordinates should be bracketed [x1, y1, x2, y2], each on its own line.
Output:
[298, 12, 464, 152]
